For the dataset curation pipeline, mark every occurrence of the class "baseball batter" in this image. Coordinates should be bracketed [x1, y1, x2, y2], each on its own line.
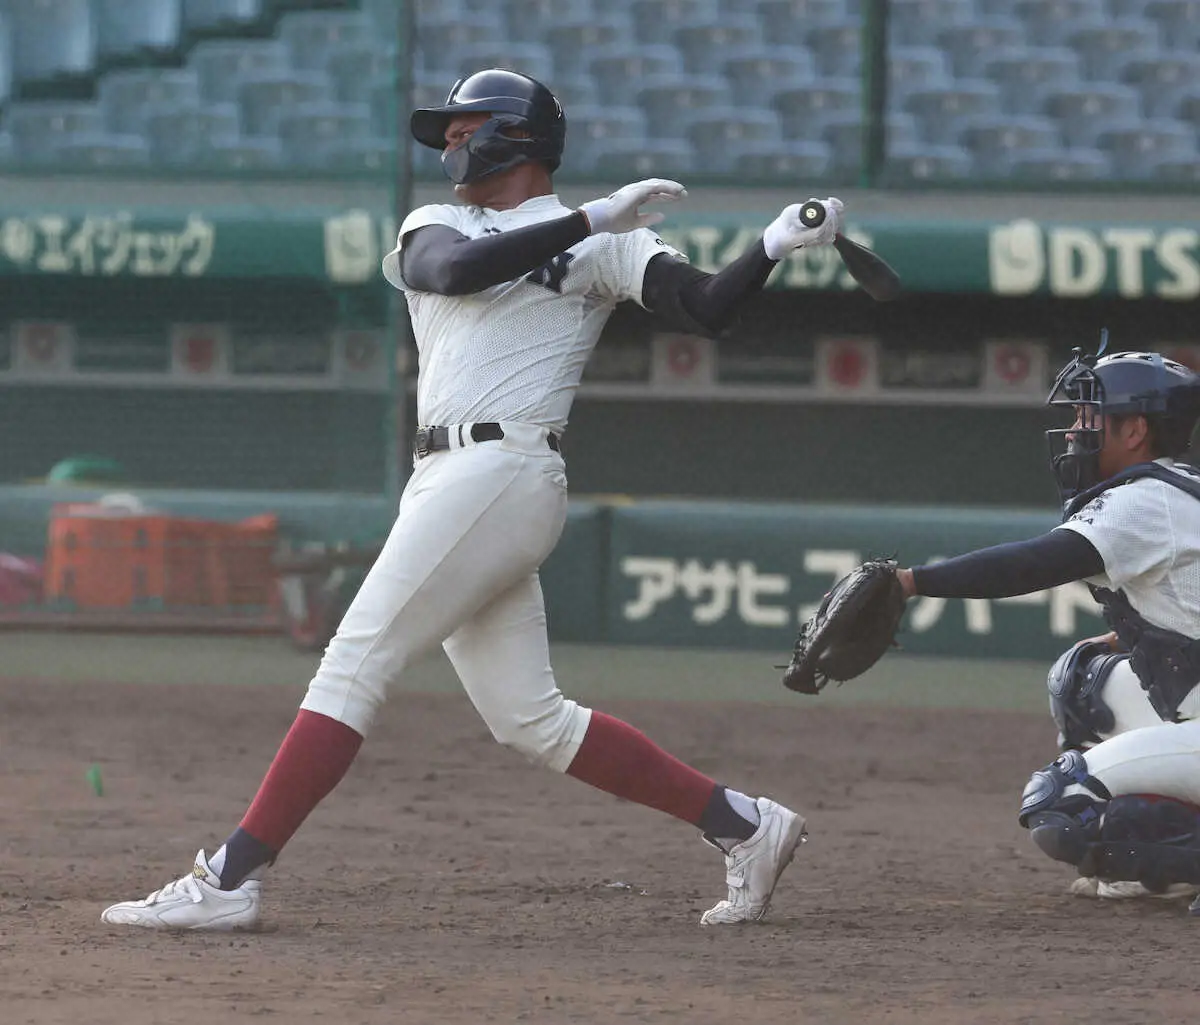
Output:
[100, 69, 844, 931]
[893, 348, 1200, 904]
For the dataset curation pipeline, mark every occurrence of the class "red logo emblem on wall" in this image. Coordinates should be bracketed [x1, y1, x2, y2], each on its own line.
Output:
[24, 324, 59, 363]
[993, 345, 1031, 384]
[829, 344, 865, 387]
[666, 337, 699, 377]
[184, 335, 216, 373]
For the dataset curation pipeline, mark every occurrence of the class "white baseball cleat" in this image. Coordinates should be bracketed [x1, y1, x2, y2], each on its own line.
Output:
[100, 850, 261, 930]
[700, 798, 807, 925]
[1069, 876, 1199, 900]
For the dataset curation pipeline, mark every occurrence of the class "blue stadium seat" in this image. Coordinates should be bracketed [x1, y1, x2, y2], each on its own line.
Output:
[7, 0, 96, 95]
[277, 101, 373, 160]
[774, 78, 862, 138]
[410, 71, 452, 111]
[237, 70, 332, 136]
[722, 47, 816, 107]
[938, 19, 1030, 78]
[983, 48, 1083, 116]
[144, 104, 241, 164]
[1122, 54, 1200, 117]
[1067, 20, 1162, 81]
[366, 0, 405, 32]
[503, 0, 595, 43]
[410, 138, 445, 178]
[821, 111, 921, 173]
[1177, 90, 1200, 127]
[636, 74, 727, 138]
[805, 20, 862, 77]
[733, 139, 832, 179]
[196, 137, 284, 171]
[95, 0, 181, 66]
[881, 143, 974, 182]
[4, 101, 104, 162]
[546, 18, 633, 77]
[1143, 0, 1200, 51]
[182, 0, 264, 36]
[413, 15, 505, 73]
[904, 81, 1004, 145]
[591, 139, 695, 178]
[685, 108, 781, 173]
[589, 46, 684, 107]
[296, 137, 393, 173]
[564, 104, 648, 166]
[0, 12, 12, 108]
[41, 132, 151, 169]
[188, 39, 291, 102]
[454, 43, 555, 86]
[0, 132, 13, 166]
[960, 115, 1064, 174]
[1152, 157, 1200, 182]
[1008, 148, 1112, 180]
[629, 0, 720, 46]
[277, 9, 374, 70]
[1016, 0, 1109, 46]
[674, 17, 763, 74]
[755, 0, 851, 47]
[888, 0, 976, 47]
[1043, 83, 1142, 147]
[1097, 120, 1198, 179]
[98, 69, 201, 134]
[326, 45, 396, 104]
[548, 75, 599, 109]
[887, 47, 953, 107]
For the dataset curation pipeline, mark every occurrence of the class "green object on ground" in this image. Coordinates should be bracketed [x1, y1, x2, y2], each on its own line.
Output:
[86, 764, 104, 797]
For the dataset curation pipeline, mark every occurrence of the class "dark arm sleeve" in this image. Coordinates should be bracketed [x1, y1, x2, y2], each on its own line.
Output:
[640, 242, 777, 337]
[399, 212, 590, 295]
[911, 529, 1106, 599]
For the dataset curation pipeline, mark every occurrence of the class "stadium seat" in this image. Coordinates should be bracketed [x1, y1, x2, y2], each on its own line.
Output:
[686, 108, 781, 173]
[188, 39, 291, 102]
[98, 69, 202, 134]
[821, 111, 921, 173]
[296, 136, 393, 172]
[326, 45, 396, 104]
[636, 74, 727, 138]
[196, 137, 284, 171]
[1143, 0, 1200, 50]
[960, 115, 1064, 174]
[277, 101, 372, 155]
[805, 20, 862, 77]
[413, 15, 505, 73]
[722, 47, 816, 107]
[983, 48, 1083, 116]
[887, 47, 954, 107]
[589, 46, 684, 107]
[546, 18, 634, 77]
[1008, 147, 1112, 181]
[276, 9, 374, 70]
[774, 77, 861, 139]
[564, 104, 648, 166]
[40, 132, 151, 169]
[1177, 90, 1200, 127]
[903, 81, 1003, 145]
[732, 139, 832, 179]
[881, 143, 974, 182]
[94, 0, 181, 66]
[1152, 157, 1200, 182]
[4, 101, 105, 162]
[0, 132, 13, 165]
[629, 0, 721, 46]
[1043, 83, 1143, 147]
[938, 19, 1030, 78]
[1016, 0, 1109, 46]
[410, 71, 452, 111]
[1122, 54, 1200, 117]
[888, 0, 976, 47]
[237, 70, 332, 136]
[591, 138, 695, 178]
[182, 0, 264, 37]
[7, 0, 96, 97]
[547, 75, 599, 110]
[364, 0, 404, 32]
[1097, 120, 1199, 179]
[755, 0, 851, 47]
[454, 43, 556, 86]
[503, 0, 595, 42]
[0, 13, 12, 108]
[144, 104, 240, 164]
[1068, 20, 1162, 81]
[674, 18, 763, 74]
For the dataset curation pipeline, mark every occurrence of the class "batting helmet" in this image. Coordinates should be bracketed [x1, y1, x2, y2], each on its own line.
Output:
[1047, 341, 1200, 503]
[410, 69, 566, 185]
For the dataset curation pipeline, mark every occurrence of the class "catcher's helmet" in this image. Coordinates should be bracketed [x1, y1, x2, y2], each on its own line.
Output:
[1047, 340, 1200, 504]
[410, 69, 566, 185]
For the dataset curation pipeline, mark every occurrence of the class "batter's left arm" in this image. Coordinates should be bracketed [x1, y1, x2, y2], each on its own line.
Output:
[640, 243, 777, 338]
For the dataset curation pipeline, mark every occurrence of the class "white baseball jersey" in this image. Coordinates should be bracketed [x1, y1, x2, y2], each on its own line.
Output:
[383, 194, 684, 434]
[1056, 459, 1200, 637]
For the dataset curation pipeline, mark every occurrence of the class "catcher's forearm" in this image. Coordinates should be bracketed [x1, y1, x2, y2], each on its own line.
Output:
[641, 242, 776, 335]
[910, 529, 1104, 599]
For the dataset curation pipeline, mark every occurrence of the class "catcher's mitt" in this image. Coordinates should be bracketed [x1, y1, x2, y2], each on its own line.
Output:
[782, 558, 907, 694]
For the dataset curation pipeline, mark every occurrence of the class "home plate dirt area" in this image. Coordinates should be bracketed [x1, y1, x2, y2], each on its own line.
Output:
[3, 667, 1199, 1025]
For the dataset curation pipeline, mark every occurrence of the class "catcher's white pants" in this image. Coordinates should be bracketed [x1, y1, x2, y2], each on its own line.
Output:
[300, 423, 591, 773]
[1075, 660, 1200, 804]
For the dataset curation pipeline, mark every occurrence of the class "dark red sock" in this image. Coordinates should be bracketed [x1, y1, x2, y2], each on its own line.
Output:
[566, 711, 717, 826]
[239, 709, 363, 852]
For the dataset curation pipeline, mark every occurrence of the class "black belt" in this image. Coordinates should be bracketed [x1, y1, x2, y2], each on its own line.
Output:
[413, 422, 560, 459]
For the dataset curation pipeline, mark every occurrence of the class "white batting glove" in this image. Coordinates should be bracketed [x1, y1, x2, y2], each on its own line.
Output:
[762, 196, 843, 260]
[578, 178, 688, 235]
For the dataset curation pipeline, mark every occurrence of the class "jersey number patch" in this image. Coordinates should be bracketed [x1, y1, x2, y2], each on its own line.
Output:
[526, 251, 574, 293]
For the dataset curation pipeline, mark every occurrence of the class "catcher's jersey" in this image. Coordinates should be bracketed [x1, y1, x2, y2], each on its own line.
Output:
[384, 194, 682, 434]
[1056, 459, 1200, 637]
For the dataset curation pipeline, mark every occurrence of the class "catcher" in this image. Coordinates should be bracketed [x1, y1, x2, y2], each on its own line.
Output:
[785, 345, 1200, 908]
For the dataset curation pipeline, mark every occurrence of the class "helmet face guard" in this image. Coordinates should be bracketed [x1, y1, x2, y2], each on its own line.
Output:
[440, 114, 555, 185]
[1046, 349, 1106, 507]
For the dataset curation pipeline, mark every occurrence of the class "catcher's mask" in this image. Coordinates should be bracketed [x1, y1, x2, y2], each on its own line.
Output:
[410, 68, 566, 185]
[1046, 335, 1200, 508]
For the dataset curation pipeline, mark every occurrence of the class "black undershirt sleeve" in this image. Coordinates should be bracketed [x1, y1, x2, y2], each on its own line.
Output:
[399, 213, 590, 295]
[640, 243, 777, 337]
[911, 529, 1106, 599]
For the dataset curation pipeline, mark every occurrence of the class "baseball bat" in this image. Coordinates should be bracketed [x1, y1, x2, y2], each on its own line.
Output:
[799, 201, 902, 303]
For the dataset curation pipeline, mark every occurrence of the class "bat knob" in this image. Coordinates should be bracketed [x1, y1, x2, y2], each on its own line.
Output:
[799, 200, 826, 228]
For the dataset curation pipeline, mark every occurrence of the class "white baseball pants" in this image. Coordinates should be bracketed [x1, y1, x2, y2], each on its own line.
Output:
[300, 422, 592, 772]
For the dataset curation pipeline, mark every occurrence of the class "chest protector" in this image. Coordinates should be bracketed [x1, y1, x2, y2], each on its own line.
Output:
[1064, 462, 1200, 721]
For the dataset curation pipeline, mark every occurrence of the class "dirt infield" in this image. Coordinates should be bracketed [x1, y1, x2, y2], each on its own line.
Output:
[3, 642, 1198, 1024]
